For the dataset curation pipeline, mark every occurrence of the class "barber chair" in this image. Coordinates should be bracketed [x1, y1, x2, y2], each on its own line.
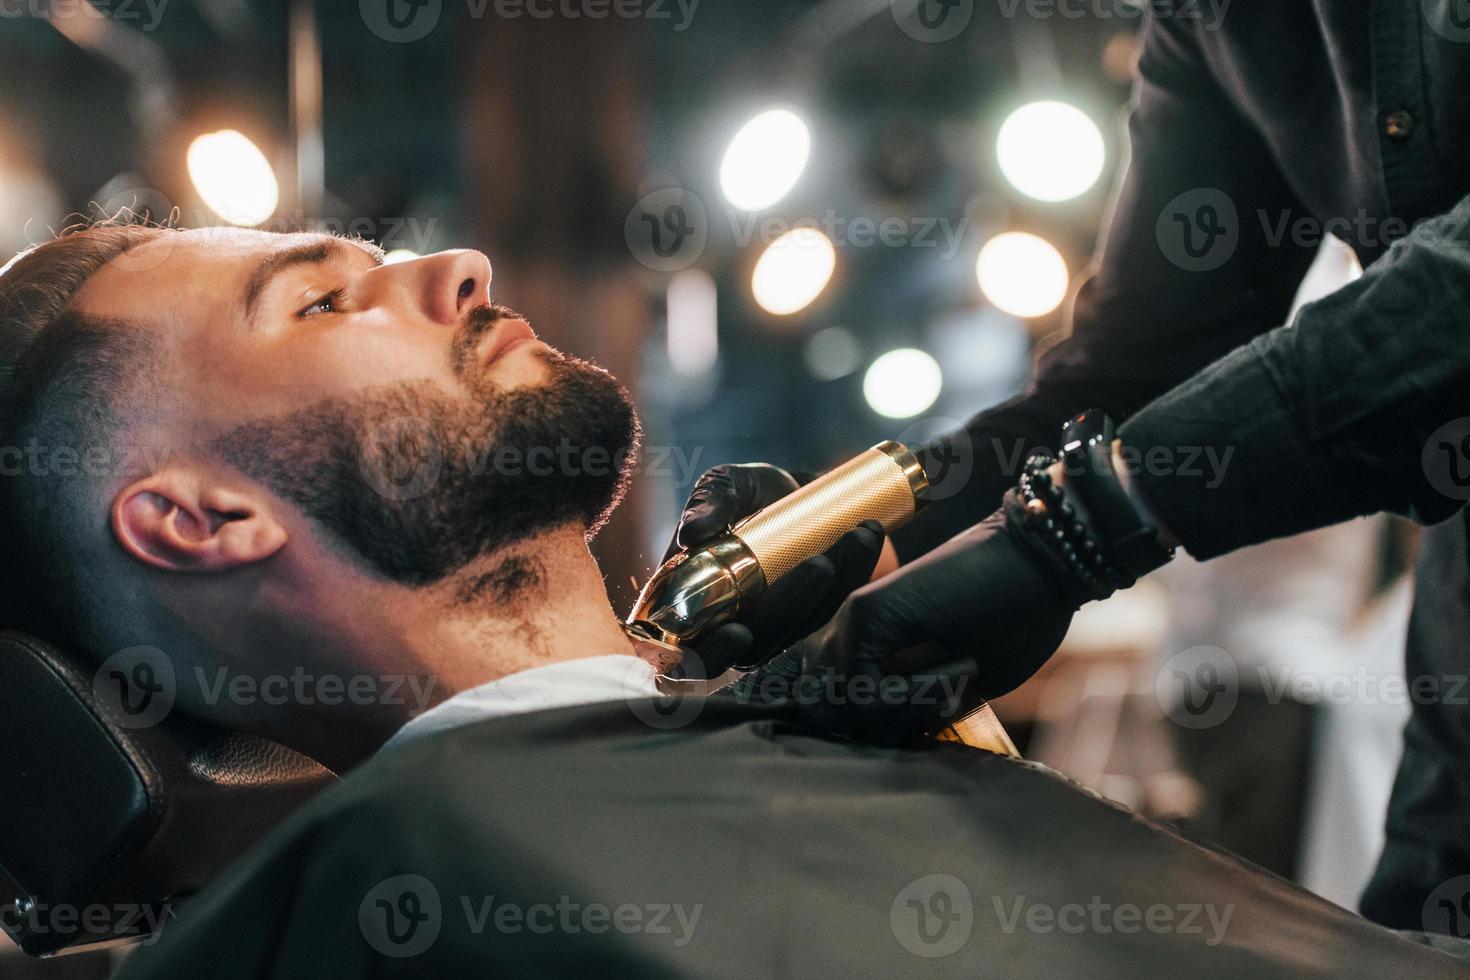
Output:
[0, 630, 335, 957]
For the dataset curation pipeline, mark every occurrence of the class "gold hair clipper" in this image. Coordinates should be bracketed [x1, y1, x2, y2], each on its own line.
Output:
[627, 441, 1019, 758]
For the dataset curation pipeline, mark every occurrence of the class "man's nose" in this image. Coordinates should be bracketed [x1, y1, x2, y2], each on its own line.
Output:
[378, 249, 493, 326]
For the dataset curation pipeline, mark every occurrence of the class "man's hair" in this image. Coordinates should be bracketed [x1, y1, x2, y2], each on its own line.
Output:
[0, 223, 168, 640]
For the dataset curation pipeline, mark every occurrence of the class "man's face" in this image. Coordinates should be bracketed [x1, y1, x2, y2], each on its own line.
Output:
[74, 227, 639, 588]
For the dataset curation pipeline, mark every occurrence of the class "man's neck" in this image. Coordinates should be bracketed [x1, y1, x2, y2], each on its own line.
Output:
[254, 525, 638, 770]
[408, 525, 637, 696]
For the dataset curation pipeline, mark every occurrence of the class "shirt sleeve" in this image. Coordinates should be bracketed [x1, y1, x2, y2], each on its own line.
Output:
[1120, 191, 1470, 559]
[891, 13, 1318, 560]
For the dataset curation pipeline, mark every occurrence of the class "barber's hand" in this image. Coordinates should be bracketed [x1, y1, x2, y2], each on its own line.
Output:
[799, 509, 1081, 738]
[665, 463, 884, 679]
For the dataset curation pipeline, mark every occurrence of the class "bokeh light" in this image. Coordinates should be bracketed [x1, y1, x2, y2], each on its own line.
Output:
[751, 227, 836, 316]
[667, 268, 719, 376]
[976, 231, 1070, 318]
[719, 109, 811, 211]
[803, 325, 862, 380]
[383, 248, 419, 264]
[863, 348, 943, 419]
[186, 129, 279, 226]
[996, 101, 1105, 203]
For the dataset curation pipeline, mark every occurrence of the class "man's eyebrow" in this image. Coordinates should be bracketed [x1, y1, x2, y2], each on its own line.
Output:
[243, 237, 386, 324]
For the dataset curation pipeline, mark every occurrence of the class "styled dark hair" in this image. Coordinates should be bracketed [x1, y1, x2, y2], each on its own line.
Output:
[0, 223, 168, 639]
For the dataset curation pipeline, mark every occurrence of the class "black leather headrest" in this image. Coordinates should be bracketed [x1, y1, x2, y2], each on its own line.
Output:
[0, 631, 335, 956]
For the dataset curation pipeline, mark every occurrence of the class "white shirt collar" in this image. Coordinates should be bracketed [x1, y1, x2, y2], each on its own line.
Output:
[381, 654, 661, 753]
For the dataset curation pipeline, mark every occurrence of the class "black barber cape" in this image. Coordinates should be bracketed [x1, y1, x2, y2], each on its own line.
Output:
[116, 698, 1468, 978]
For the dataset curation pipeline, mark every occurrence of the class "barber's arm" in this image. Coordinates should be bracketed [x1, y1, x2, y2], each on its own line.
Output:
[672, 11, 1316, 671]
[667, 13, 1311, 681]
[892, 12, 1318, 558]
[804, 189, 1470, 735]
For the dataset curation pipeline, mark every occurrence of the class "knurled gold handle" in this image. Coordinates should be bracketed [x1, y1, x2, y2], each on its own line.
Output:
[731, 442, 928, 583]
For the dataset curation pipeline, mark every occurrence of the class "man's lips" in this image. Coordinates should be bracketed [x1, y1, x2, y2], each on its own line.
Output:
[480, 317, 539, 365]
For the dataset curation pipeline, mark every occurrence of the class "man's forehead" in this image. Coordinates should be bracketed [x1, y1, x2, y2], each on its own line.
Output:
[73, 229, 372, 320]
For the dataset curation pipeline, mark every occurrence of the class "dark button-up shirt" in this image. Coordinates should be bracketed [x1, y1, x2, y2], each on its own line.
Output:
[892, 1, 1470, 928]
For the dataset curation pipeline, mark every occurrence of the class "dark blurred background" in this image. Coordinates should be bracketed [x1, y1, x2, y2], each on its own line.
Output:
[0, 6, 1415, 967]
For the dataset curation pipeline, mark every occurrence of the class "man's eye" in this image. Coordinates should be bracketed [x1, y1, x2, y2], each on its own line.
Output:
[297, 289, 343, 318]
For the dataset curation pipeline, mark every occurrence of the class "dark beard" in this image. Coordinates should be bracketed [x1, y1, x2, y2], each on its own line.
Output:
[212, 320, 640, 588]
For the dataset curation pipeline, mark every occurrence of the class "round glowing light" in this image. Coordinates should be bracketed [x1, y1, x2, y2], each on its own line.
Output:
[804, 325, 862, 380]
[996, 101, 1105, 202]
[976, 232, 1069, 318]
[719, 109, 811, 211]
[383, 248, 420, 264]
[751, 228, 836, 316]
[186, 130, 279, 226]
[863, 348, 943, 419]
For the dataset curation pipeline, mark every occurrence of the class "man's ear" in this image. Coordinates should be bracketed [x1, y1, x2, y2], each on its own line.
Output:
[111, 467, 288, 572]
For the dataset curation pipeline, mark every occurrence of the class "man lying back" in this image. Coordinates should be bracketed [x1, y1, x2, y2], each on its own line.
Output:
[0, 225, 1464, 977]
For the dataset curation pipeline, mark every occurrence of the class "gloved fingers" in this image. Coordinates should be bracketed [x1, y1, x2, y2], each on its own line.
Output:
[763, 521, 885, 650]
[678, 622, 753, 680]
[829, 657, 981, 740]
[736, 555, 838, 669]
[813, 577, 940, 683]
[666, 463, 801, 559]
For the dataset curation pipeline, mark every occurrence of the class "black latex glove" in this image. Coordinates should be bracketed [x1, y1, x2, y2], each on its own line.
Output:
[792, 509, 1080, 739]
[664, 463, 884, 679]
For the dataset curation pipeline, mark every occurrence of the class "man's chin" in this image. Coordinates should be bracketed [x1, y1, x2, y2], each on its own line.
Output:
[479, 339, 556, 390]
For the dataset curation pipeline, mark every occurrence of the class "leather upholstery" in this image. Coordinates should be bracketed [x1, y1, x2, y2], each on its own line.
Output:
[0, 631, 335, 956]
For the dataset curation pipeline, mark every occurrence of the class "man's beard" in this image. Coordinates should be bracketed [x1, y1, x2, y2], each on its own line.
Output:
[212, 307, 640, 588]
